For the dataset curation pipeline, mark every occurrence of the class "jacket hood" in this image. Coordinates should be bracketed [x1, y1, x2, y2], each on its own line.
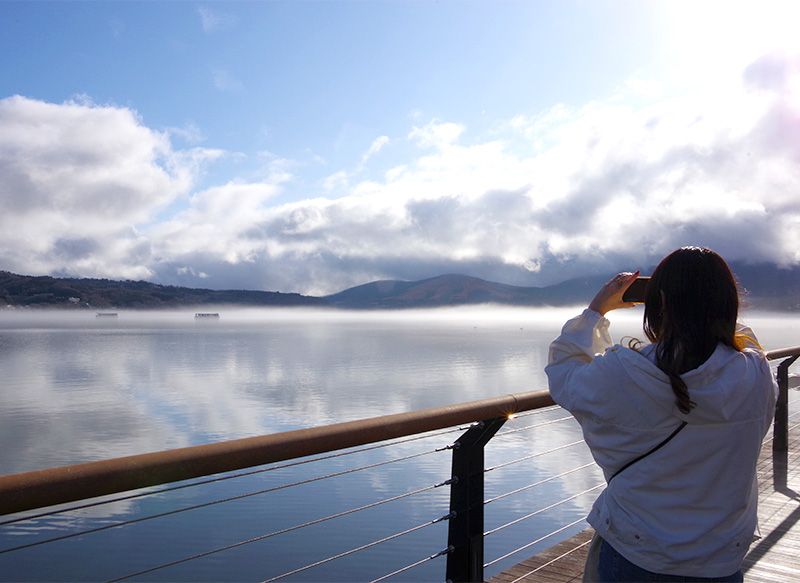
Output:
[613, 342, 767, 424]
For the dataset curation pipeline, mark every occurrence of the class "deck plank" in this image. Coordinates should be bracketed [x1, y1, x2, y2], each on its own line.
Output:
[490, 424, 800, 582]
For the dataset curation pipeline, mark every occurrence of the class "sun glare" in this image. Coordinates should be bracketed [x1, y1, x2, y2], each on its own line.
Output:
[658, 0, 800, 77]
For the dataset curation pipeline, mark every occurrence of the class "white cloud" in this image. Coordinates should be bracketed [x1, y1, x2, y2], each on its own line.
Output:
[177, 266, 208, 278]
[0, 99, 214, 283]
[257, 151, 294, 184]
[360, 135, 390, 165]
[0, 95, 205, 279]
[198, 7, 236, 33]
[322, 170, 349, 193]
[151, 181, 281, 265]
[166, 122, 206, 145]
[2, 53, 800, 295]
[408, 120, 464, 149]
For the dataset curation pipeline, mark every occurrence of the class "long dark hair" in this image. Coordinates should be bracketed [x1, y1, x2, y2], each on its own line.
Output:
[643, 247, 741, 414]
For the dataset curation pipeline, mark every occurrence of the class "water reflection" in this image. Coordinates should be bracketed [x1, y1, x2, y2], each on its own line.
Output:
[0, 307, 796, 581]
[0, 307, 575, 473]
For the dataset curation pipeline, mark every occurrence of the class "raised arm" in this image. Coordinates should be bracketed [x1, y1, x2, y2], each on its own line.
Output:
[546, 272, 639, 411]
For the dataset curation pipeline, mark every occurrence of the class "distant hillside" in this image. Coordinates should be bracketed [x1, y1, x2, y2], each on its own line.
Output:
[2, 262, 798, 310]
[0, 271, 325, 309]
[325, 274, 530, 307]
[729, 262, 800, 311]
[325, 264, 800, 311]
[324, 273, 607, 309]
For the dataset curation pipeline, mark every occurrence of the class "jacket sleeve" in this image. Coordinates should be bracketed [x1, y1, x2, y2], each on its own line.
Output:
[545, 309, 615, 414]
[737, 322, 780, 435]
[545, 310, 649, 475]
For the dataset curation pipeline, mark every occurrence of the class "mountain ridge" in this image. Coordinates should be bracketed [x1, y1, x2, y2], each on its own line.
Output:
[1, 263, 798, 311]
[0, 271, 325, 309]
[323, 273, 603, 308]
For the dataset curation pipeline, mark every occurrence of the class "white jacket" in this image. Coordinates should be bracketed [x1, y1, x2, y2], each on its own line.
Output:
[545, 309, 777, 577]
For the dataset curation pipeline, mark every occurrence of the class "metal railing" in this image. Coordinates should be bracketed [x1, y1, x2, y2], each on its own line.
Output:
[0, 346, 797, 582]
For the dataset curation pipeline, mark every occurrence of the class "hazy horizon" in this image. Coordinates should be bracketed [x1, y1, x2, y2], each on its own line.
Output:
[2, 304, 797, 336]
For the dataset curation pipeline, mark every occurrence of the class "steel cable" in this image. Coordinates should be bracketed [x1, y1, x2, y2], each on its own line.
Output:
[484, 516, 587, 568]
[261, 512, 454, 582]
[484, 440, 586, 473]
[106, 479, 453, 582]
[484, 483, 604, 537]
[0, 425, 466, 528]
[504, 404, 562, 419]
[369, 546, 452, 582]
[484, 463, 597, 505]
[494, 415, 575, 438]
[508, 538, 592, 582]
[0, 447, 449, 556]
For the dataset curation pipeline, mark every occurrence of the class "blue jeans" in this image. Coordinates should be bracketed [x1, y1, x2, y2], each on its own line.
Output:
[597, 538, 743, 582]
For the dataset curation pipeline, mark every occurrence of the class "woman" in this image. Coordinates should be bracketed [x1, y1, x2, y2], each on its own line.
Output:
[545, 247, 777, 582]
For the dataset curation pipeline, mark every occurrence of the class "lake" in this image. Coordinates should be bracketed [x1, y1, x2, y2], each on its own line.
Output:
[0, 307, 797, 581]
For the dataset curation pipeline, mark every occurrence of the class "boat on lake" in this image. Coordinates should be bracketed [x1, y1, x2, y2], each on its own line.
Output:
[95, 312, 118, 318]
[194, 312, 220, 319]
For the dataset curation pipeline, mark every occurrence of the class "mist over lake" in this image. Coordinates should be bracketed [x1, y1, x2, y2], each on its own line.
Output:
[0, 306, 797, 580]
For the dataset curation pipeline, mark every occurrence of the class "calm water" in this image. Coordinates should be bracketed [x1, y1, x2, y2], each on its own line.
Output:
[0, 307, 797, 581]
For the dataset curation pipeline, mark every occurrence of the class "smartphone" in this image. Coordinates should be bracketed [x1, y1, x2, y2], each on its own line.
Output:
[622, 276, 650, 303]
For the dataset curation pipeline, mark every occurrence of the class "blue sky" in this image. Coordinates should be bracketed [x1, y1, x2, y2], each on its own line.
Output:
[2, 1, 661, 199]
[1, 1, 799, 294]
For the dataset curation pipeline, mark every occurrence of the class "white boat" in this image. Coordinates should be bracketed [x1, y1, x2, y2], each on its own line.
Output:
[194, 313, 220, 319]
[95, 312, 118, 318]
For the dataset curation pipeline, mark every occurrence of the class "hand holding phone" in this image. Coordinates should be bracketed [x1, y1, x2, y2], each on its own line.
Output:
[589, 271, 641, 315]
[622, 276, 650, 303]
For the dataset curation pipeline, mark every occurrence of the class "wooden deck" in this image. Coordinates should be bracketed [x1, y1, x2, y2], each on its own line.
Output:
[491, 424, 800, 582]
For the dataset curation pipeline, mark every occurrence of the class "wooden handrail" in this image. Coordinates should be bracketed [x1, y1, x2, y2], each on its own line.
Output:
[767, 346, 800, 361]
[0, 390, 554, 516]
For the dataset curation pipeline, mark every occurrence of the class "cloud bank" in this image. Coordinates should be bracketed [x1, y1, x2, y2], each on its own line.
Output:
[1, 54, 799, 295]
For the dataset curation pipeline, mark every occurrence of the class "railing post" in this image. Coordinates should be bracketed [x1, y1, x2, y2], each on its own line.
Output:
[773, 356, 798, 453]
[446, 416, 507, 583]
[773, 356, 798, 492]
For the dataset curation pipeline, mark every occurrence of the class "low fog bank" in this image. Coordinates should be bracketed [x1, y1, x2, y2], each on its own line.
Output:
[0, 304, 592, 329]
[0, 304, 796, 337]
